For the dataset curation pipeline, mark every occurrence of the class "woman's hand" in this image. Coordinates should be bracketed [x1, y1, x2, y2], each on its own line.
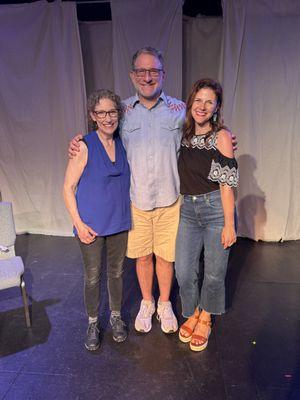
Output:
[221, 225, 236, 249]
[68, 133, 83, 158]
[75, 221, 97, 244]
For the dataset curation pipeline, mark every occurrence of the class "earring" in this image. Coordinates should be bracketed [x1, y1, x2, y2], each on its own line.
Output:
[212, 112, 217, 123]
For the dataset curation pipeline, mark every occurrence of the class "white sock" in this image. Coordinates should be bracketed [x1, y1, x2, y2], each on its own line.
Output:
[143, 297, 155, 304]
[158, 298, 170, 305]
[110, 311, 121, 318]
[88, 316, 98, 324]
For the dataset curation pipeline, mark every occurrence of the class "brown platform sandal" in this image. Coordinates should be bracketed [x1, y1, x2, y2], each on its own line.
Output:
[179, 313, 199, 343]
[189, 319, 212, 352]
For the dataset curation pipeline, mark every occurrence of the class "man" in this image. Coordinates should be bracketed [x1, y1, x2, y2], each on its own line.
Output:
[121, 47, 184, 334]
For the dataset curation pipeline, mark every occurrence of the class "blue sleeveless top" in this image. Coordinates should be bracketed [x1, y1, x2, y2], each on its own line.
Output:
[75, 131, 131, 236]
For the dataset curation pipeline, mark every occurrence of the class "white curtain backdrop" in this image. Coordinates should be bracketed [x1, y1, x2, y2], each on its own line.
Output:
[1, 0, 299, 241]
[221, 0, 300, 241]
[79, 21, 114, 96]
[78, 14, 223, 102]
[110, 0, 183, 99]
[0, 1, 86, 235]
[182, 16, 222, 100]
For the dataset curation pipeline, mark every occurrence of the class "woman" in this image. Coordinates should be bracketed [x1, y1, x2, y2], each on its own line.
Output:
[63, 89, 131, 351]
[175, 79, 238, 352]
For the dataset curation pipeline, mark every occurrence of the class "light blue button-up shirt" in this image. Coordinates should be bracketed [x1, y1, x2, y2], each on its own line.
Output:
[121, 92, 186, 211]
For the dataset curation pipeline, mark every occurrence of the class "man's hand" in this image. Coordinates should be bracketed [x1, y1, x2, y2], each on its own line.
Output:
[68, 133, 83, 159]
[231, 133, 238, 152]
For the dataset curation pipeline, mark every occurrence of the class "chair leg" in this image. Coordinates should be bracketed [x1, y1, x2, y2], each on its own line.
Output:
[20, 276, 31, 328]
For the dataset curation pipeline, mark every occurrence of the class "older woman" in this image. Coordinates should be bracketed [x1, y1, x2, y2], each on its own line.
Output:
[175, 79, 238, 352]
[63, 89, 131, 351]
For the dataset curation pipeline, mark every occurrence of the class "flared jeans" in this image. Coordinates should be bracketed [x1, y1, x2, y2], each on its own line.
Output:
[175, 190, 230, 317]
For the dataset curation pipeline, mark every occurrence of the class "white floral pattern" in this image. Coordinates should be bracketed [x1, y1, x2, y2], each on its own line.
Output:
[182, 133, 217, 150]
[208, 159, 238, 187]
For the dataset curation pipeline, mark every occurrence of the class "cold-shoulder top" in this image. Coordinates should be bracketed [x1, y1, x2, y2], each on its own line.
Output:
[178, 131, 238, 195]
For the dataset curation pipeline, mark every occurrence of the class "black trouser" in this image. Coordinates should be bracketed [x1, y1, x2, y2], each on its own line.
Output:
[77, 231, 128, 318]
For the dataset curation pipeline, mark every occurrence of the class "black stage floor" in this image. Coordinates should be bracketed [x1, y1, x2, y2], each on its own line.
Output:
[0, 234, 300, 400]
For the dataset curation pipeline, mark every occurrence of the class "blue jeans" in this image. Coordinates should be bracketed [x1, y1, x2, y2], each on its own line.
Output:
[175, 190, 230, 317]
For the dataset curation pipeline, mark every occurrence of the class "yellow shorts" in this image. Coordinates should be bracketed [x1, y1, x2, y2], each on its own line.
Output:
[127, 199, 180, 262]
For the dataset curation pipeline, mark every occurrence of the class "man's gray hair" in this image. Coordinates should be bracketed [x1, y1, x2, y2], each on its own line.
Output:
[131, 47, 164, 70]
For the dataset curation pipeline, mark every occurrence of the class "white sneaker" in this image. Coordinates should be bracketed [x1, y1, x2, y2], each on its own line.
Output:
[157, 300, 178, 333]
[134, 299, 156, 333]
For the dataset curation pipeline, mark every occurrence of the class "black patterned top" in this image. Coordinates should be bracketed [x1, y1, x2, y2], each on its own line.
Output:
[178, 131, 238, 195]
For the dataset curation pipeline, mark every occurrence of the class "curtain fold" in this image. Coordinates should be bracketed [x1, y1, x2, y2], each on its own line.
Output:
[183, 15, 222, 100]
[110, 0, 183, 99]
[1, 0, 298, 241]
[79, 21, 114, 96]
[221, 0, 300, 240]
[0, 1, 86, 235]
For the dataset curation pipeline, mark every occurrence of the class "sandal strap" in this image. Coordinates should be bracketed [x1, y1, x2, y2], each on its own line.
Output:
[180, 313, 199, 336]
[198, 318, 212, 327]
[187, 314, 199, 322]
[191, 334, 207, 344]
[180, 324, 193, 336]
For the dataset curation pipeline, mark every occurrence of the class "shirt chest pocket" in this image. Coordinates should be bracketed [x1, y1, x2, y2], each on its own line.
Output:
[160, 120, 181, 147]
[122, 122, 143, 148]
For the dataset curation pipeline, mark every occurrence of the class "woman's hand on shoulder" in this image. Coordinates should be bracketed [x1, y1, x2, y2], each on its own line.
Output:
[216, 129, 234, 158]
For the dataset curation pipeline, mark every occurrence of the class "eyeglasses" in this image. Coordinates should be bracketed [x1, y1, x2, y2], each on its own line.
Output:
[93, 110, 118, 119]
[133, 68, 163, 78]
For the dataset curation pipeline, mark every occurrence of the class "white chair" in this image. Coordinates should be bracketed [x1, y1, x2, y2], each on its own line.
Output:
[0, 202, 31, 327]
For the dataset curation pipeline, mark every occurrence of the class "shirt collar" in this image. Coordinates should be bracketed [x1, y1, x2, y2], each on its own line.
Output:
[131, 91, 168, 108]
